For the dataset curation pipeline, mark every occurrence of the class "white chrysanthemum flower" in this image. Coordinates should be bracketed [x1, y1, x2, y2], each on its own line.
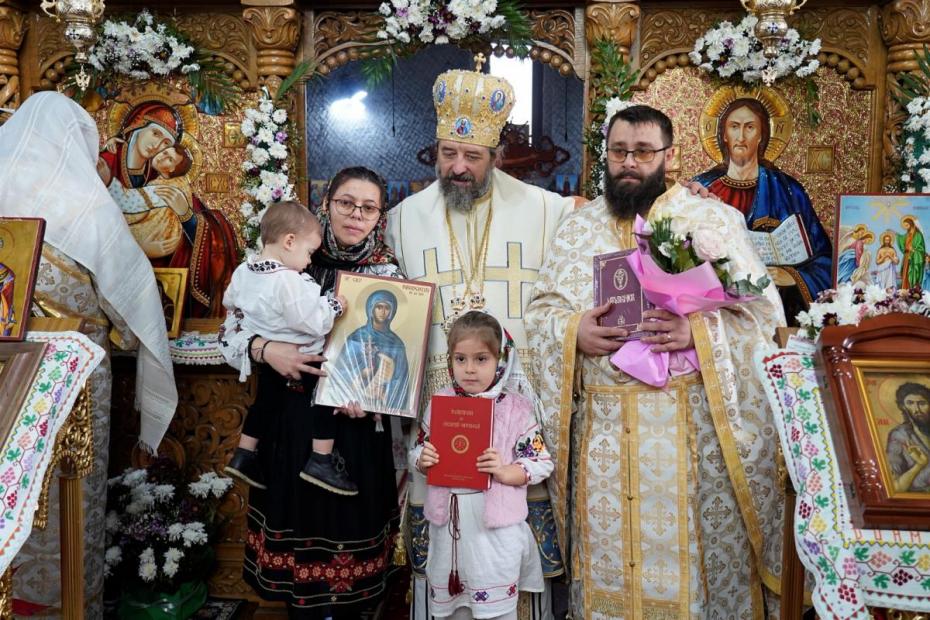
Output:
[168, 523, 186, 541]
[181, 522, 209, 547]
[105, 510, 120, 533]
[272, 109, 287, 124]
[257, 128, 275, 145]
[105, 546, 122, 567]
[255, 185, 275, 206]
[122, 469, 147, 487]
[251, 148, 270, 166]
[153, 484, 175, 502]
[259, 100, 274, 114]
[241, 118, 256, 138]
[268, 143, 288, 160]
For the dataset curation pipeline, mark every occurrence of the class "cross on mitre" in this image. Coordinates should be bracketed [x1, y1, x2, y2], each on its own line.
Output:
[474, 53, 486, 72]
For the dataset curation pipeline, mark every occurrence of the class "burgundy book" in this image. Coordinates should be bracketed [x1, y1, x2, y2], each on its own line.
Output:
[593, 249, 654, 340]
[427, 395, 494, 490]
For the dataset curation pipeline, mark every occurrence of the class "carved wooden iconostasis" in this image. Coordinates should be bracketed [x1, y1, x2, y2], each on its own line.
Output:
[3, 0, 927, 607]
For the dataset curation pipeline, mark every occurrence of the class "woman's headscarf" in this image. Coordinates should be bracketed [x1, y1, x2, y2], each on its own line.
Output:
[366, 289, 398, 328]
[307, 168, 398, 293]
[447, 318, 529, 401]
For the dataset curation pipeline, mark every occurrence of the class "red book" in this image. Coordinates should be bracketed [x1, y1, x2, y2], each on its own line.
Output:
[593, 249, 654, 340]
[427, 395, 494, 490]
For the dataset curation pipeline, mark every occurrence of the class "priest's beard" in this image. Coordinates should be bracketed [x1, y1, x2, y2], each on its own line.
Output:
[604, 161, 667, 220]
[437, 164, 493, 213]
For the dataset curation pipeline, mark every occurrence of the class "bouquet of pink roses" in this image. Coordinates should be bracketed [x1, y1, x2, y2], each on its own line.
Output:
[610, 214, 770, 387]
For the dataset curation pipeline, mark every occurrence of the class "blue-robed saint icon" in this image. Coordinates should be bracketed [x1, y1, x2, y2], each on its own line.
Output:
[694, 91, 833, 324]
[333, 289, 410, 412]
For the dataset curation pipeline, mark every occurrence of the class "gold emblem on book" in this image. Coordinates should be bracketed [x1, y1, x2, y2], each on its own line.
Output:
[613, 268, 628, 290]
[451, 434, 470, 454]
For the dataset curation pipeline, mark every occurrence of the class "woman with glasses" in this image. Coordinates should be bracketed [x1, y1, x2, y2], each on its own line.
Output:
[219, 166, 404, 619]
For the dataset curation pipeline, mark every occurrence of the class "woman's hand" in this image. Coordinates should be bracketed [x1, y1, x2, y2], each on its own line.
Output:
[96, 157, 112, 184]
[335, 401, 366, 418]
[418, 441, 439, 472]
[258, 339, 326, 380]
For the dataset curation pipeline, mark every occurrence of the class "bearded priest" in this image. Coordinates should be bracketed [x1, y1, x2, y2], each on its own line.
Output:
[387, 56, 576, 620]
[525, 104, 786, 618]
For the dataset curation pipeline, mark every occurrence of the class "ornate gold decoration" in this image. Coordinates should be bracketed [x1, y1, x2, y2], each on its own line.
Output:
[204, 172, 231, 193]
[39, 0, 104, 64]
[433, 62, 514, 148]
[0, 1, 26, 109]
[584, 2, 639, 60]
[806, 145, 835, 174]
[889, 612, 930, 620]
[881, 0, 930, 187]
[699, 85, 793, 164]
[172, 11, 255, 88]
[243, 5, 300, 96]
[527, 9, 576, 77]
[0, 568, 11, 619]
[58, 382, 94, 477]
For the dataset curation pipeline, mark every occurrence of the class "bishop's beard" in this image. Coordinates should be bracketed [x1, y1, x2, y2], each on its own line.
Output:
[604, 162, 667, 220]
[437, 164, 492, 213]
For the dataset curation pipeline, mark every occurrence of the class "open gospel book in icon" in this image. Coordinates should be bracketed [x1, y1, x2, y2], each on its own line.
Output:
[313, 271, 436, 418]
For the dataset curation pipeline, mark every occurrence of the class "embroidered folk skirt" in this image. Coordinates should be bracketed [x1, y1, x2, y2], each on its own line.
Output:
[243, 370, 400, 618]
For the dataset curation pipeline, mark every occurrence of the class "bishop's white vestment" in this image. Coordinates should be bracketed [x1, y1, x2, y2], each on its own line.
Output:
[525, 186, 786, 619]
[387, 168, 574, 620]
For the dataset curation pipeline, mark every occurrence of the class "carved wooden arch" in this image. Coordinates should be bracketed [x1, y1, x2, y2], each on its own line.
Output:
[310, 9, 583, 79]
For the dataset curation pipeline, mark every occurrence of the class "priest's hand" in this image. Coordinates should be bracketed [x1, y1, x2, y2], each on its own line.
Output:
[259, 339, 327, 380]
[418, 441, 439, 472]
[678, 179, 719, 201]
[577, 302, 628, 356]
[335, 401, 365, 418]
[641, 309, 694, 352]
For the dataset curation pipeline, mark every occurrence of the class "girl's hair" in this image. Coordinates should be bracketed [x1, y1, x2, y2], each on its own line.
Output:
[447, 311, 502, 355]
[324, 166, 389, 211]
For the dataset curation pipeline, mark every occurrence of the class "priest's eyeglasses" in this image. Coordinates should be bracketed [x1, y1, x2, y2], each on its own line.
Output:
[330, 198, 383, 221]
[605, 146, 671, 164]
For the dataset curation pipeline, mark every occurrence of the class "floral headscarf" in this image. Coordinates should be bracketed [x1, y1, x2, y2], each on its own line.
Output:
[307, 168, 398, 293]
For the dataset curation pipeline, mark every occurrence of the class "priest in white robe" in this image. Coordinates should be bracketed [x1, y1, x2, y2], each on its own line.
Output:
[386, 58, 575, 619]
[525, 104, 786, 619]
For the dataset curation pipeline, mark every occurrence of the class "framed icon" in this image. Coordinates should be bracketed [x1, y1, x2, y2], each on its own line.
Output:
[0, 341, 47, 438]
[153, 268, 189, 339]
[314, 272, 436, 418]
[0, 218, 46, 342]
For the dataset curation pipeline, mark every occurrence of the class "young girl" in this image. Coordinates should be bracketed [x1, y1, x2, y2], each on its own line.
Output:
[410, 311, 553, 620]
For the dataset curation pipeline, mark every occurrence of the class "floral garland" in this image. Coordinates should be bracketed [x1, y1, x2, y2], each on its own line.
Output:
[894, 47, 930, 192]
[104, 460, 232, 593]
[583, 39, 639, 197]
[78, 10, 239, 114]
[239, 90, 297, 253]
[796, 283, 930, 340]
[363, 0, 532, 86]
[689, 16, 820, 86]
[89, 11, 199, 79]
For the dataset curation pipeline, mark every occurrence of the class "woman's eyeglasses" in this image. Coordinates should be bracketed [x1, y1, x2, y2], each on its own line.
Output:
[330, 197, 383, 221]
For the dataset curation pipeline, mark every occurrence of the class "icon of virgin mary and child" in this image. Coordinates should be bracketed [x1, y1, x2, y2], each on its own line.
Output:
[96, 101, 238, 318]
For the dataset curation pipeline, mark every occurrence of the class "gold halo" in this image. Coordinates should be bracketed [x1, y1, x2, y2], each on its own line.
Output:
[179, 133, 204, 182]
[107, 83, 199, 141]
[699, 85, 793, 164]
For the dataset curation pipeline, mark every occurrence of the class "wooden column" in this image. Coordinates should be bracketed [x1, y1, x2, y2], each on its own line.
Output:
[58, 383, 94, 620]
[582, 0, 640, 189]
[0, 0, 25, 110]
[242, 0, 301, 99]
[880, 0, 930, 189]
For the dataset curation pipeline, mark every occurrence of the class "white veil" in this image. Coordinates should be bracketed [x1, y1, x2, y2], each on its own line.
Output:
[0, 91, 177, 452]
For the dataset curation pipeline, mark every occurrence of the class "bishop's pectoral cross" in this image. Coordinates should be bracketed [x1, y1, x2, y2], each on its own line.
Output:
[474, 53, 486, 72]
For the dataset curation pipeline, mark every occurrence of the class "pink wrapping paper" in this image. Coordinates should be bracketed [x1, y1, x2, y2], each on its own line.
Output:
[609, 216, 752, 387]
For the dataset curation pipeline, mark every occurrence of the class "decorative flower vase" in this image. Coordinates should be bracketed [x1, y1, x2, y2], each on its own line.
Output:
[117, 580, 207, 620]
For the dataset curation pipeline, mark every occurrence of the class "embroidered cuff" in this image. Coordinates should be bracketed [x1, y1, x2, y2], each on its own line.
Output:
[327, 293, 344, 317]
[517, 462, 531, 486]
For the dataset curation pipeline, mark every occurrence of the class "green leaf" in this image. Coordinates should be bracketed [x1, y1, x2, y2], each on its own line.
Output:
[804, 422, 819, 434]
[812, 458, 826, 471]
[874, 574, 890, 588]
[921, 577, 930, 591]
[854, 547, 869, 562]
[815, 495, 829, 508]
[187, 52, 242, 114]
[901, 550, 916, 565]
[275, 58, 319, 102]
[360, 54, 398, 90]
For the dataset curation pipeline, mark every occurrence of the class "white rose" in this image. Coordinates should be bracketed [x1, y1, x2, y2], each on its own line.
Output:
[668, 215, 690, 238]
[691, 227, 727, 262]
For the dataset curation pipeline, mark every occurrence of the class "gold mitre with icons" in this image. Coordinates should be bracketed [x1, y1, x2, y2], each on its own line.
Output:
[433, 53, 515, 148]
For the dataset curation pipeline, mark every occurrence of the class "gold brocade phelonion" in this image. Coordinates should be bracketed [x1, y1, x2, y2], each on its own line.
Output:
[444, 202, 494, 331]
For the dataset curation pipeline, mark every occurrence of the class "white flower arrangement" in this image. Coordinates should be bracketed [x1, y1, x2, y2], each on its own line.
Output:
[88, 10, 200, 80]
[796, 283, 930, 340]
[588, 97, 636, 193]
[105, 462, 233, 592]
[689, 16, 820, 86]
[376, 0, 507, 45]
[900, 96, 930, 192]
[240, 90, 297, 253]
